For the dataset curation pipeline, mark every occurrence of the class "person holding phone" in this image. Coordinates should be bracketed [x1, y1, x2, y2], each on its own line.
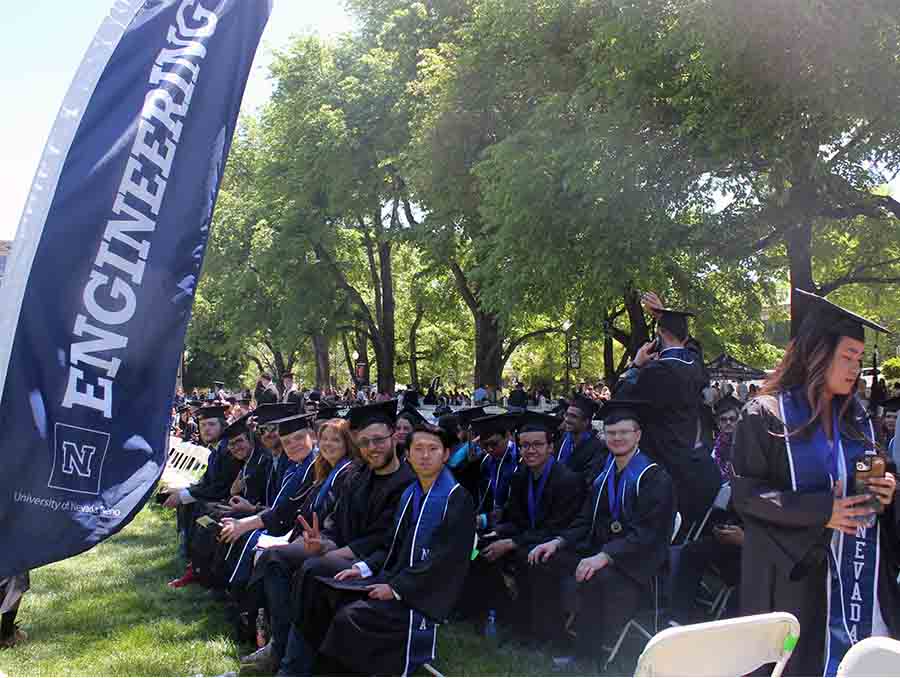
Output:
[732, 289, 898, 676]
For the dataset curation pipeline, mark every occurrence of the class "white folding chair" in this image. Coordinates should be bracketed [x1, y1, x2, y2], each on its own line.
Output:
[633, 612, 800, 677]
[604, 512, 682, 670]
[836, 636, 900, 677]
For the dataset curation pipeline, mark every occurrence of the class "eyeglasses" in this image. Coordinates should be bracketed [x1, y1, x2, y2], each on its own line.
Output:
[357, 434, 393, 449]
[718, 416, 738, 424]
[519, 441, 548, 452]
[605, 428, 639, 439]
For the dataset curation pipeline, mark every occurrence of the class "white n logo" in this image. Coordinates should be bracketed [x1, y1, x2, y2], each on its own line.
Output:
[61, 441, 97, 477]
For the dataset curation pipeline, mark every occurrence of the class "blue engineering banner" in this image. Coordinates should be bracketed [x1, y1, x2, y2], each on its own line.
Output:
[0, 0, 272, 577]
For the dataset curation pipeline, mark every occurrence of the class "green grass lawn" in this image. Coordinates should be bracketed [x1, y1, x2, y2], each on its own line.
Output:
[1, 506, 642, 676]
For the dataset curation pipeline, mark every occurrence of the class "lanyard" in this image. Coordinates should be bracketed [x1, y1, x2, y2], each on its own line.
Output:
[527, 456, 554, 528]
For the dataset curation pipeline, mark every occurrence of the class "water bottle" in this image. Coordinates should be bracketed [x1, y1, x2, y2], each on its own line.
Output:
[484, 609, 498, 646]
[255, 608, 269, 648]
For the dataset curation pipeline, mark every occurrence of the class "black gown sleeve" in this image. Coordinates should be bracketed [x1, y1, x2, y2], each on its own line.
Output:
[559, 486, 597, 548]
[601, 465, 674, 567]
[189, 453, 241, 502]
[388, 488, 476, 621]
[732, 398, 834, 528]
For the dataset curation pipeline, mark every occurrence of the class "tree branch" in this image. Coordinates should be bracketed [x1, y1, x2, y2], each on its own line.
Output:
[817, 256, 900, 295]
[502, 326, 563, 365]
[314, 243, 382, 347]
[448, 258, 479, 314]
[826, 118, 882, 169]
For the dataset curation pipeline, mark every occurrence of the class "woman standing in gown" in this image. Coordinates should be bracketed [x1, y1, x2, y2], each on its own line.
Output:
[732, 289, 898, 676]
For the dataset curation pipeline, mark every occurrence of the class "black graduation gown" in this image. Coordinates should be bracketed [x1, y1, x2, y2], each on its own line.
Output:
[187, 442, 242, 503]
[732, 396, 900, 676]
[494, 461, 585, 551]
[305, 485, 475, 675]
[556, 433, 609, 486]
[324, 462, 417, 557]
[239, 446, 273, 509]
[559, 460, 674, 586]
[615, 348, 720, 523]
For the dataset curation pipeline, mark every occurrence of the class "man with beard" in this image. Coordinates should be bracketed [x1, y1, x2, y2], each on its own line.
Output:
[301, 423, 475, 675]
[556, 394, 607, 485]
[163, 405, 241, 587]
[248, 400, 415, 675]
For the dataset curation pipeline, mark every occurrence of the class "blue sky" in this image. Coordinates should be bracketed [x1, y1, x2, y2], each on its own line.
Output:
[0, 0, 352, 240]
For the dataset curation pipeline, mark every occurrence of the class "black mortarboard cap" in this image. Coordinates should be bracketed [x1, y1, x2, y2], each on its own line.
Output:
[794, 289, 890, 342]
[187, 399, 204, 409]
[397, 405, 428, 427]
[272, 412, 316, 436]
[455, 406, 487, 428]
[517, 410, 563, 434]
[470, 413, 517, 438]
[315, 405, 341, 421]
[238, 397, 251, 406]
[195, 405, 228, 421]
[176, 404, 192, 414]
[347, 400, 397, 431]
[213, 381, 225, 388]
[715, 395, 744, 415]
[882, 396, 900, 413]
[223, 413, 252, 439]
[308, 389, 322, 403]
[600, 399, 650, 426]
[570, 393, 598, 420]
[254, 403, 301, 425]
[657, 307, 695, 341]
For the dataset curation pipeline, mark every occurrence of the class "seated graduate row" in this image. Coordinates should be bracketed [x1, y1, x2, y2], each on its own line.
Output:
[158, 396, 676, 675]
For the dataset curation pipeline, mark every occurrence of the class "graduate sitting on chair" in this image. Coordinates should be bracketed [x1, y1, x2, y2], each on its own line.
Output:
[298, 422, 475, 676]
[527, 399, 674, 667]
[464, 411, 584, 643]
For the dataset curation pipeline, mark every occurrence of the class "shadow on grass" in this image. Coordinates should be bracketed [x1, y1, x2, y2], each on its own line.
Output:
[1, 504, 645, 676]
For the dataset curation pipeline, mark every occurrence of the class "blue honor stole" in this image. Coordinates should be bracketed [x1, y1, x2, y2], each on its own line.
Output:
[528, 456, 555, 529]
[312, 457, 353, 513]
[779, 389, 881, 676]
[558, 431, 592, 466]
[225, 450, 317, 587]
[387, 468, 460, 676]
[478, 442, 517, 512]
[589, 449, 656, 535]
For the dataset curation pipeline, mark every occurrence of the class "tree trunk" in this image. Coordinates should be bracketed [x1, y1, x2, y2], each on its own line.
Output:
[408, 302, 425, 389]
[475, 311, 504, 390]
[272, 350, 286, 383]
[376, 240, 396, 394]
[341, 333, 355, 386]
[311, 333, 330, 389]
[786, 221, 815, 338]
[355, 328, 371, 387]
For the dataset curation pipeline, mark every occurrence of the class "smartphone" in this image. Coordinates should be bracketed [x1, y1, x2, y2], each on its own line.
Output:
[195, 515, 221, 529]
[854, 453, 886, 517]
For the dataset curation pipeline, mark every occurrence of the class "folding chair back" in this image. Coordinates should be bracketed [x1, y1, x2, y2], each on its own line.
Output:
[634, 612, 800, 677]
[836, 636, 900, 677]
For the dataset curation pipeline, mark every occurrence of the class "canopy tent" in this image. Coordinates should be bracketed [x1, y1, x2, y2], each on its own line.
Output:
[705, 353, 767, 381]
